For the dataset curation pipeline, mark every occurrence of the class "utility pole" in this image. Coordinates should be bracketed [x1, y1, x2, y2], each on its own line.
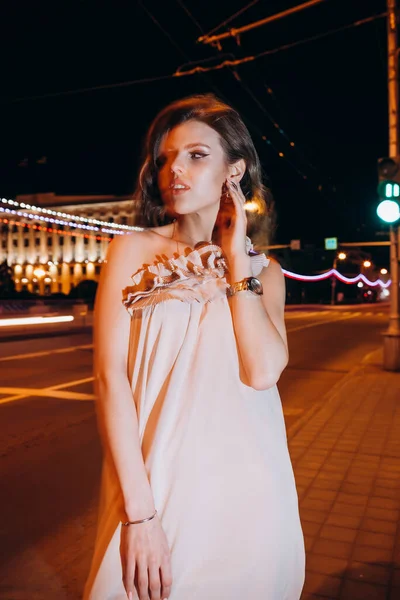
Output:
[384, 0, 400, 370]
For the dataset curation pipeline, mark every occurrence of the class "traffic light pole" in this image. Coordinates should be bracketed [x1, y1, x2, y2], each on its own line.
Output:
[388, 226, 400, 330]
[383, 0, 400, 370]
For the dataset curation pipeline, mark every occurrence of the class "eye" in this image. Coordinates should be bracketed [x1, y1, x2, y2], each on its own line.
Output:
[155, 157, 165, 169]
[189, 152, 209, 160]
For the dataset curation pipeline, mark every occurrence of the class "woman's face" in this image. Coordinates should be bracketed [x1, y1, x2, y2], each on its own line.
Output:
[156, 120, 230, 217]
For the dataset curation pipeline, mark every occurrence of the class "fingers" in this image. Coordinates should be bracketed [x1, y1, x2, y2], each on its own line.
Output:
[148, 561, 162, 600]
[123, 562, 136, 600]
[227, 180, 245, 205]
[123, 560, 169, 600]
[121, 545, 135, 599]
[160, 558, 173, 599]
[227, 180, 247, 224]
[136, 558, 150, 600]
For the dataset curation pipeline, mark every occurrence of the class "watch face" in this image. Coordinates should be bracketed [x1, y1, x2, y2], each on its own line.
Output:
[248, 277, 263, 294]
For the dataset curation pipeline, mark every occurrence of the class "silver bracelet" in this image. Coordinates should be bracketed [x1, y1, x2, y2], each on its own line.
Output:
[121, 509, 157, 526]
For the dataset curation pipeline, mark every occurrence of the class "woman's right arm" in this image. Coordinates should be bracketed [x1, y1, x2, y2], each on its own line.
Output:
[94, 233, 172, 600]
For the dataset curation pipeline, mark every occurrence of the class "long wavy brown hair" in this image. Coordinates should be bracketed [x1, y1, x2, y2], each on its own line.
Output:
[133, 94, 275, 248]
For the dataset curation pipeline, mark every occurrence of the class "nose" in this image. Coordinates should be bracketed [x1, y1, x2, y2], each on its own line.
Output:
[170, 156, 185, 176]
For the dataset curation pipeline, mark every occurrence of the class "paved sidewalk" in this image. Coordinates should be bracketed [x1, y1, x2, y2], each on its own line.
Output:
[287, 348, 400, 600]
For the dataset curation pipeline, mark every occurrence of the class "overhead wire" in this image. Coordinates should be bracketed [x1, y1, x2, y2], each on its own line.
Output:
[187, 0, 261, 40]
[176, 12, 387, 76]
[3, 10, 386, 116]
[139, 0, 283, 175]
[197, 0, 327, 45]
[5, 73, 174, 105]
[174, 4, 387, 198]
[175, 0, 311, 181]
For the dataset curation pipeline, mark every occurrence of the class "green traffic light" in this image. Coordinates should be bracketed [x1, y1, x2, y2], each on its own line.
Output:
[378, 180, 400, 199]
[377, 199, 400, 223]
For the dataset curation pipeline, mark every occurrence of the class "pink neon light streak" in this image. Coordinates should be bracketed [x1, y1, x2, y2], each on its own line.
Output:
[282, 268, 391, 288]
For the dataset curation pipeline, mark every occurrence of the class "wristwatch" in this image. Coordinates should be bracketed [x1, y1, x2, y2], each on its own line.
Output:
[229, 276, 263, 296]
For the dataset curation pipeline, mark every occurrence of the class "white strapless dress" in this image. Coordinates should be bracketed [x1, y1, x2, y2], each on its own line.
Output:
[84, 244, 305, 600]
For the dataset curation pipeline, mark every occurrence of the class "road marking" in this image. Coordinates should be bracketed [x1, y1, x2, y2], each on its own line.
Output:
[0, 387, 95, 402]
[0, 344, 93, 362]
[49, 376, 94, 390]
[287, 313, 358, 333]
[285, 311, 329, 320]
[0, 376, 95, 406]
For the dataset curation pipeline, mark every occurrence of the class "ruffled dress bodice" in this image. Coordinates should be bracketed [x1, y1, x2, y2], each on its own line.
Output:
[122, 243, 269, 312]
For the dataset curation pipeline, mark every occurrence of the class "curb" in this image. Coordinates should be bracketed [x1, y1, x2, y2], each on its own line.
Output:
[286, 346, 383, 441]
[285, 302, 389, 312]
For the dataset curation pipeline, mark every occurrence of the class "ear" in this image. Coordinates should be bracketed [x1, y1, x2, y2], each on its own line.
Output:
[227, 159, 246, 184]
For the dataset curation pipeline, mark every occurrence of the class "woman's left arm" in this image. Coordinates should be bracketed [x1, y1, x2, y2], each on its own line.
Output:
[220, 178, 288, 391]
[228, 254, 288, 391]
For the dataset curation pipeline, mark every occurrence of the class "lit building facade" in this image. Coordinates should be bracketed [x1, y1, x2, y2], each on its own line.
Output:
[1, 192, 137, 295]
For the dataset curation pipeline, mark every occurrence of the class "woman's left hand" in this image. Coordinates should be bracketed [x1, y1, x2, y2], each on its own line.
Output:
[218, 179, 248, 261]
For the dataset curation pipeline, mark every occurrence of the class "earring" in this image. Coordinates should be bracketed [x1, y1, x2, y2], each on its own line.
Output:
[222, 183, 231, 203]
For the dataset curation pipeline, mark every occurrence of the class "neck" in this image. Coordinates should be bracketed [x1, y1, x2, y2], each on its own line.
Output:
[173, 213, 217, 247]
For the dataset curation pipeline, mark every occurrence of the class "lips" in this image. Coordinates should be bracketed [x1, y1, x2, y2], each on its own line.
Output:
[169, 179, 191, 191]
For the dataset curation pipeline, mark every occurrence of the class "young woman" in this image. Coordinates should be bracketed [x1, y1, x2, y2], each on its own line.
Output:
[84, 94, 305, 600]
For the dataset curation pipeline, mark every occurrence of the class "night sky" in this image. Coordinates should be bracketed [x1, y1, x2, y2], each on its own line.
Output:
[0, 0, 391, 252]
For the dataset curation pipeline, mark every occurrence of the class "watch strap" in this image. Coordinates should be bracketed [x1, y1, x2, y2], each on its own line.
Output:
[229, 277, 263, 296]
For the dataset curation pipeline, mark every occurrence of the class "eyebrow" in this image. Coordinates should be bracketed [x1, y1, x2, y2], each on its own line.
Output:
[184, 143, 211, 149]
[162, 143, 211, 153]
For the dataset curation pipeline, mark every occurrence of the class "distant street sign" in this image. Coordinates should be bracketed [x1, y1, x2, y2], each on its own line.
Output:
[290, 239, 301, 250]
[325, 237, 338, 250]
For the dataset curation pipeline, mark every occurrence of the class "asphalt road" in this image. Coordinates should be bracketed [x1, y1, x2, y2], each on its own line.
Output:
[0, 304, 388, 599]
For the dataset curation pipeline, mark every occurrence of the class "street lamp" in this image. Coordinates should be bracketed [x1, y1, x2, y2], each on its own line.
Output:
[331, 252, 347, 305]
[380, 268, 389, 275]
[244, 200, 261, 213]
[363, 260, 372, 268]
[33, 268, 46, 279]
[33, 267, 48, 295]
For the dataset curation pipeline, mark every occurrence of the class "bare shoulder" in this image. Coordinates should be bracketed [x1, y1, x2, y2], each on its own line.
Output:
[104, 230, 157, 277]
[258, 256, 285, 304]
[259, 256, 284, 282]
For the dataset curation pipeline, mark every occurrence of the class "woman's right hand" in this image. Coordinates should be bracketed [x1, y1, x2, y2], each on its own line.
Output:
[120, 514, 172, 600]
